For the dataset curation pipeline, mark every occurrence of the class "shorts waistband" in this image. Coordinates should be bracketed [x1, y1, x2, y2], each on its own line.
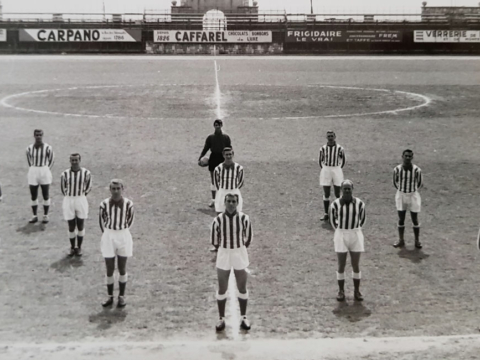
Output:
[104, 228, 130, 233]
[336, 228, 362, 232]
[397, 190, 417, 195]
[31, 165, 48, 168]
[65, 195, 86, 198]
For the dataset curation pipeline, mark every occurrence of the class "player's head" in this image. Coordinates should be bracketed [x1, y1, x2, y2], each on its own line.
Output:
[341, 179, 354, 197]
[326, 130, 336, 141]
[109, 179, 124, 197]
[70, 153, 81, 167]
[224, 193, 239, 213]
[402, 149, 414, 163]
[34, 129, 44, 141]
[223, 147, 234, 162]
[213, 119, 223, 131]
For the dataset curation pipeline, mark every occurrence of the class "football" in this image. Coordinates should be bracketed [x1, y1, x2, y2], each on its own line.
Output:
[199, 156, 209, 167]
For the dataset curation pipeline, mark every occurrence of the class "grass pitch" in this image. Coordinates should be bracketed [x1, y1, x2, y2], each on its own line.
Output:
[0, 56, 479, 344]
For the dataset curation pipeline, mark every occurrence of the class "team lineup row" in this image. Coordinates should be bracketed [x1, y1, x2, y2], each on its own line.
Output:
[15, 122, 423, 332]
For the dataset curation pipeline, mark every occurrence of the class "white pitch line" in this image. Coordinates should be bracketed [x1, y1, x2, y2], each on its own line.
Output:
[0, 84, 431, 120]
[3, 334, 480, 360]
[212, 49, 240, 339]
[214, 60, 222, 119]
[0, 55, 480, 61]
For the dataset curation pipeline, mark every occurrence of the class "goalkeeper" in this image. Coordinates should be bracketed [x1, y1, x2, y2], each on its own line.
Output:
[198, 119, 232, 208]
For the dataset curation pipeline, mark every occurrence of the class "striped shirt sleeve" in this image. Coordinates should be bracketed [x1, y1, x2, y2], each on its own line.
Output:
[99, 202, 106, 233]
[26, 147, 32, 167]
[329, 201, 338, 229]
[393, 167, 399, 190]
[214, 166, 220, 190]
[84, 170, 92, 195]
[211, 216, 220, 247]
[318, 147, 324, 168]
[237, 167, 244, 189]
[60, 171, 66, 196]
[47, 146, 55, 169]
[416, 168, 423, 190]
[243, 214, 252, 248]
[340, 147, 346, 169]
[126, 201, 135, 228]
[359, 201, 366, 227]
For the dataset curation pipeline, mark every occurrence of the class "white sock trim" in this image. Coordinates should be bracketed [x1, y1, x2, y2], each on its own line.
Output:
[210, 184, 216, 191]
[106, 276, 114, 285]
[216, 291, 227, 301]
[323, 195, 330, 201]
[237, 290, 249, 300]
[336, 271, 345, 280]
[31, 200, 39, 206]
[352, 271, 362, 280]
[119, 273, 128, 283]
[68, 231, 76, 239]
[77, 229, 85, 237]
[43, 199, 51, 206]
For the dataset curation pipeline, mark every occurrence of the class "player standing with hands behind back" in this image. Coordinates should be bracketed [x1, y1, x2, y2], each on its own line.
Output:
[26, 129, 55, 224]
[60, 153, 92, 257]
[319, 131, 346, 221]
[198, 119, 232, 208]
[392, 149, 423, 249]
[99, 179, 135, 307]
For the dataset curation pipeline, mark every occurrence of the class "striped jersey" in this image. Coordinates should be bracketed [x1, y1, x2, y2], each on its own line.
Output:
[319, 143, 346, 168]
[211, 211, 252, 249]
[329, 198, 366, 230]
[393, 164, 423, 193]
[214, 163, 244, 190]
[60, 168, 92, 197]
[26, 143, 55, 168]
[99, 197, 135, 232]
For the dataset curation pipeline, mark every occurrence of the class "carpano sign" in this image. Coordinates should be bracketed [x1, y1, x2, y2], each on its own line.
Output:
[0, 29, 6, 42]
[414, 30, 480, 43]
[19, 29, 141, 42]
[154, 30, 272, 43]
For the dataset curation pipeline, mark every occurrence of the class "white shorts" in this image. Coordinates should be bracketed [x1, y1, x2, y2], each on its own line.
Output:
[27, 166, 52, 186]
[216, 246, 250, 271]
[334, 228, 365, 253]
[215, 188, 243, 213]
[319, 166, 344, 187]
[62, 195, 89, 220]
[395, 191, 421, 212]
[101, 228, 133, 258]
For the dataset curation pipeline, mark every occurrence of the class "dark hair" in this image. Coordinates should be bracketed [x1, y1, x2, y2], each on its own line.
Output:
[224, 193, 239, 203]
[70, 153, 81, 161]
[326, 130, 336, 136]
[109, 179, 124, 189]
[214, 119, 223, 126]
[34, 129, 43, 135]
[402, 149, 414, 156]
[222, 147, 233, 154]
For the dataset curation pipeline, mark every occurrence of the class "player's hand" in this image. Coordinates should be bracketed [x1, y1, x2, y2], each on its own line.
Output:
[197, 160, 202, 166]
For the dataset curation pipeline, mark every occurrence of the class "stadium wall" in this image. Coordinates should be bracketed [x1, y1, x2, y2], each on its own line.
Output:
[0, 22, 479, 54]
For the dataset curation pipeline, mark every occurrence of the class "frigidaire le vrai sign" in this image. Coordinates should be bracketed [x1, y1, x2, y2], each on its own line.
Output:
[154, 30, 272, 43]
[286, 29, 402, 43]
